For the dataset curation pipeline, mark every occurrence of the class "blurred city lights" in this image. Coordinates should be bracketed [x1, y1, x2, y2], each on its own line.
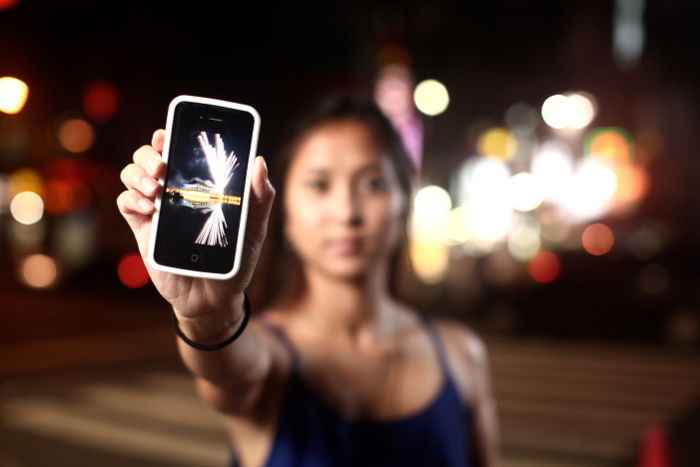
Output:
[0, 0, 20, 10]
[10, 191, 44, 225]
[82, 80, 120, 122]
[409, 241, 449, 284]
[413, 79, 449, 116]
[505, 102, 538, 134]
[477, 127, 517, 160]
[57, 118, 95, 153]
[508, 218, 542, 261]
[613, 0, 646, 70]
[44, 177, 91, 215]
[564, 160, 617, 222]
[531, 140, 575, 203]
[19, 254, 58, 289]
[413, 185, 452, 224]
[508, 172, 544, 212]
[117, 252, 149, 288]
[8, 167, 43, 197]
[528, 250, 561, 284]
[0, 77, 29, 114]
[54, 213, 97, 269]
[585, 127, 632, 166]
[581, 223, 615, 256]
[541, 92, 597, 130]
[445, 206, 471, 245]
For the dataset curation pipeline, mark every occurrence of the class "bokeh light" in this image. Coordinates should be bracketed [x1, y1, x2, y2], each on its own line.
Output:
[413, 185, 452, 224]
[508, 172, 544, 212]
[531, 140, 574, 204]
[541, 92, 596, 130]
[413, 79, 449, 116]
[508, 218, 541, 261]
[585, 127, 632, 166]
[117, 253, 150, 288]
[0, 0, 20, 10]
[581, 223, 615, 256]
[409, 241, 449, 284]
[477, 127, 517, 160]
[44, 177, 91, 215]
[0, 76, 29, 114]
[8, 167, 43, 197]
[528, 250, 561, 283]
[564, 160, 617, 222]
[82, 80, 120, 122]
[57, 118, 95, 153]
[19, 254, 58, 289]
[10, 191, 44, 225]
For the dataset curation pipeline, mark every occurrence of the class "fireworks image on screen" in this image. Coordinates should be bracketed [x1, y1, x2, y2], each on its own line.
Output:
[165, 131, 241, 247]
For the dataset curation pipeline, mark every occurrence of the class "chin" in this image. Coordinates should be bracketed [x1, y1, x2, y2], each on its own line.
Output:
[319, 256, 379, 281]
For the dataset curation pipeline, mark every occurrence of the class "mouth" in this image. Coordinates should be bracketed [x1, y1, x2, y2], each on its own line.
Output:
[326, 238, 363, 255]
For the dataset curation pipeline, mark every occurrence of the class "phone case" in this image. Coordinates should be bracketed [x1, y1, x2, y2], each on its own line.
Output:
[147, 95, 261, 280]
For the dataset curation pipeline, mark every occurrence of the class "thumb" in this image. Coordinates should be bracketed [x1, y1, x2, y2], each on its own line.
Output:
[243, 156, 276, 261]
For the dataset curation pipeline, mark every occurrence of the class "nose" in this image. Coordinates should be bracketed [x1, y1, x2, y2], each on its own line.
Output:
[331, 184, 362, 227]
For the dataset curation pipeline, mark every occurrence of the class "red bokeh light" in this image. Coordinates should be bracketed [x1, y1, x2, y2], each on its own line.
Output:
[117, 252, 149, 288]
[82, 80, 119, 122]
[528, 250, 561, 284]
[582, 223, 615, 256]
[0, 0, 20, 11]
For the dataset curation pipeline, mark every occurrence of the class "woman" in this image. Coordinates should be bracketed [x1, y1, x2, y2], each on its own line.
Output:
[118, 96, 499, 466]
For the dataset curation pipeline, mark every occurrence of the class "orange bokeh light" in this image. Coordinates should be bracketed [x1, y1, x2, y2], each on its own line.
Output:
[528, 250, 561, 284]
[82, 81, 119, 122]
[117, 253, 149, 288]
[57, 118, 95, 153]
[0, 0, 20, 9]
[587, 128, 631, 166]
[582, 223, 615, 256]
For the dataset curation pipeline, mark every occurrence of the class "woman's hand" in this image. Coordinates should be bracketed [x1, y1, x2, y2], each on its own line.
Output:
[117, 129, 275, 321]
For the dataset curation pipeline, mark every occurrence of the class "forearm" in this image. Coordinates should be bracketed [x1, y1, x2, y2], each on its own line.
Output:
[173, 294, 271, 389]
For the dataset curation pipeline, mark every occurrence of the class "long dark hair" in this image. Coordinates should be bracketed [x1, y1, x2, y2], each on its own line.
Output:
[248, 95, 417, 312]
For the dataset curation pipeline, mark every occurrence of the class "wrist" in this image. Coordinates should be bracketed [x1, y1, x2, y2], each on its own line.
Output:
[173, 294, 247, 345]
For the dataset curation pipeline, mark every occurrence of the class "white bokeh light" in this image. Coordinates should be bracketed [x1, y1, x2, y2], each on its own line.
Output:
[413, 79, 449, 116]
[10, 191, 44, 225]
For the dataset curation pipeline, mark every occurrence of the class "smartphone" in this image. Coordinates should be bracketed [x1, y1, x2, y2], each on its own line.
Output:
[147, 95, 260, 280]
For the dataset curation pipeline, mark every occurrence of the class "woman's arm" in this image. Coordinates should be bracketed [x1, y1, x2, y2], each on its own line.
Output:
[464, 332, 500, 467]
[117, 129, 278, 414]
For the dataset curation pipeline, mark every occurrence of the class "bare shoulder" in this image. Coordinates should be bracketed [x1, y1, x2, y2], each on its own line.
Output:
[432, 315, 489, 366]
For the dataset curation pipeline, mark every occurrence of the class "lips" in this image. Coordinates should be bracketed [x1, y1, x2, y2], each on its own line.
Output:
[327, 238, 363, 254]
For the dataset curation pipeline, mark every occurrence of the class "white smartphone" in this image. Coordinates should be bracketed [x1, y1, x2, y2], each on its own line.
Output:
[147, 95, 260, 280]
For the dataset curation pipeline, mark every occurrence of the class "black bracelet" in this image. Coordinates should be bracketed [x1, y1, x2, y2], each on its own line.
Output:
[171, 292, 251, 351]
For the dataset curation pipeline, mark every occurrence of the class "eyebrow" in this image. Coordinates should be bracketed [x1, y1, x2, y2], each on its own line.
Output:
[304, 163, 383, 175]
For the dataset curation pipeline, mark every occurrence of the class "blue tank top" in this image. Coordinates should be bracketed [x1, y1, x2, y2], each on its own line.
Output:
[228, 312, 473, 466]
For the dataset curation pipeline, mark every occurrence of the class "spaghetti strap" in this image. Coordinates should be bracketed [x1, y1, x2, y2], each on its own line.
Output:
[418, 312, 451, 377]
[254, 314, 301, 369]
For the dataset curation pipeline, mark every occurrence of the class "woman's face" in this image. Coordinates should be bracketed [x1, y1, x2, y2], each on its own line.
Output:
[283, 119, 406, 281]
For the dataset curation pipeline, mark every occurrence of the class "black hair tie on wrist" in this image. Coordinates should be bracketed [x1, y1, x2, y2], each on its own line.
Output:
[171, 292, 251, 351]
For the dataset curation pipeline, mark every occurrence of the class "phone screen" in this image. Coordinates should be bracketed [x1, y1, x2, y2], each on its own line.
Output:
[153, 101, 255, 274]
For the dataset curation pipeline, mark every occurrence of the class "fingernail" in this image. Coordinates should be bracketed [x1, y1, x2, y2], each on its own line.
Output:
[138, 198, 154, 211]
[260, 156, 268, 176]
[141, 176, 158, 193]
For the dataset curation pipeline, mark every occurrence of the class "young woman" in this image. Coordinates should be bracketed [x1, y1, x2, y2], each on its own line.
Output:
[118, 96, 499, 466]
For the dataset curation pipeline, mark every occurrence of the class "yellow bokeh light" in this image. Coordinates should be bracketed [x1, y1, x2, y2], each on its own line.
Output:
[9, 167, 43, 197]
[0, 77, 29, 114]
[477, 127, 517, 160]
[19, 254, 58, 288]
[413, 185, 452, 224]
[10, 191, 44, 225]
[413, 79, 449, 116]
[409, 240, 449, 284]
[57, 118, 95, 153]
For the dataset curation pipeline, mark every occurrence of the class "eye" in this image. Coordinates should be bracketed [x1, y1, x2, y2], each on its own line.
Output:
[306, 179, 328, 192]
[361, 177, 387, 192]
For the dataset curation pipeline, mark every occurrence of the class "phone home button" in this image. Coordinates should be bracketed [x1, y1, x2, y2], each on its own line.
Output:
[189, 253, 200, 263]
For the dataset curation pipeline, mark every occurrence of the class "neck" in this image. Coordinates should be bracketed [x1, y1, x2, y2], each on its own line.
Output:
[291, 265, 398, 348]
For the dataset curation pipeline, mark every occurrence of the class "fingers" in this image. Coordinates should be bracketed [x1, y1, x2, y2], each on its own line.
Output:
[152, 129, 166, 153]
[117, 189, 155, 217]
[133, 144, 165, 179]
[120, 163, 161, 198]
